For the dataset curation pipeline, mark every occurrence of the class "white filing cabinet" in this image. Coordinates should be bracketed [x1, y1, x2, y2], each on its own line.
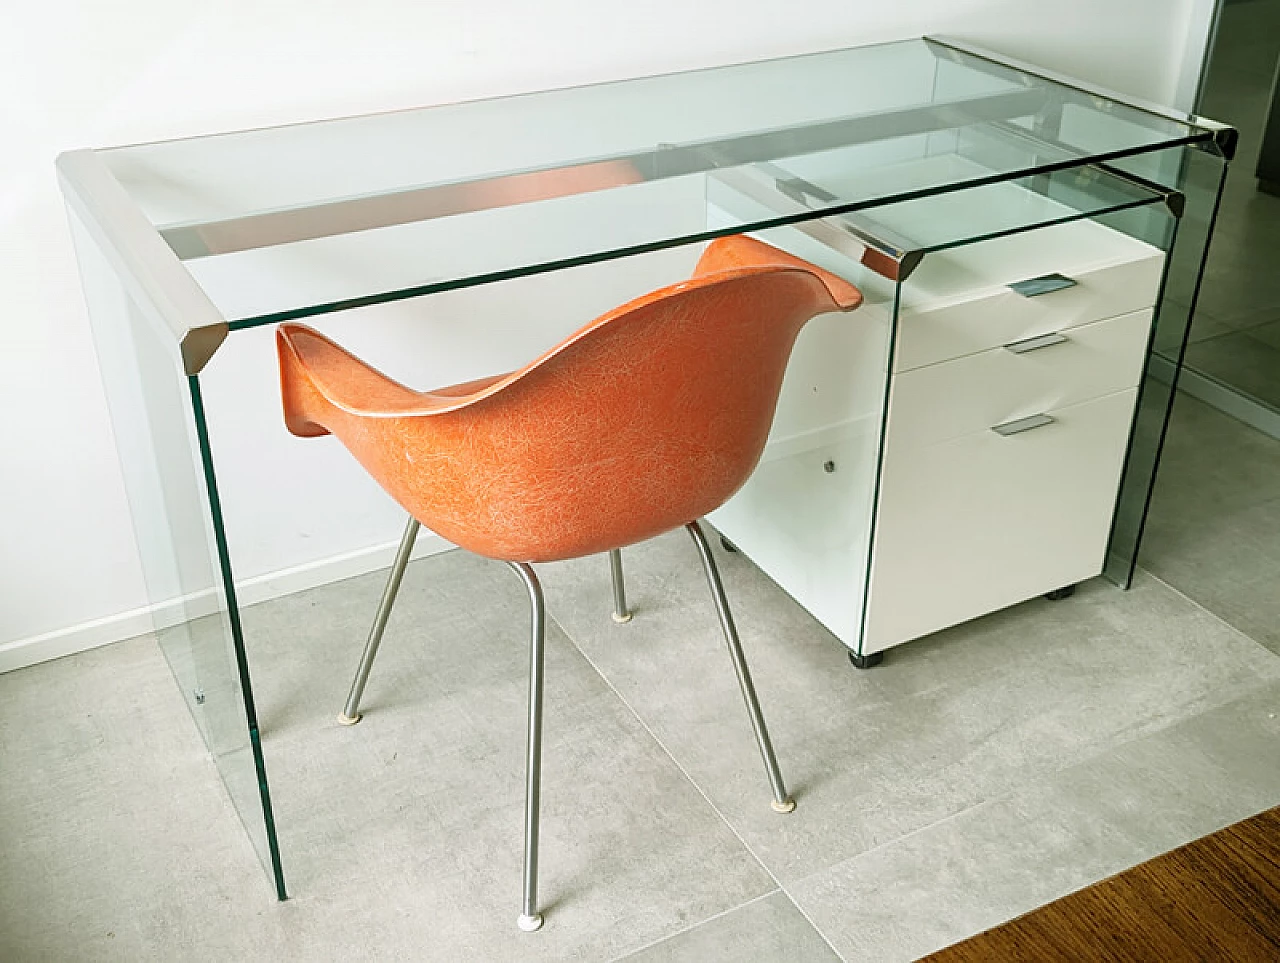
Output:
[708, 162, 1171, 663]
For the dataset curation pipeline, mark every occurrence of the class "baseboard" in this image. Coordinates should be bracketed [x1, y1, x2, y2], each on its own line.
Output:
[0, 531, 455, 675]
[1150, 352, 1280, 440]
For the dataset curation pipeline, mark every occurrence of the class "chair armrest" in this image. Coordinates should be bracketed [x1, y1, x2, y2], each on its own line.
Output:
[694, 235, 863, 311]
[277, 324, 508, 436]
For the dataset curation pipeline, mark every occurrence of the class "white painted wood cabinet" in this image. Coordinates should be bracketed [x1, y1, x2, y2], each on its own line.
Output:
[709, 164, 1171, 661]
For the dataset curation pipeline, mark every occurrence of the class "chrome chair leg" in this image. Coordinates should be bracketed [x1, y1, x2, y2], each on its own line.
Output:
[507, 561, 547, 933]
[338, 515, 421, 725]
[685, 521, 795, 813]
[608, 549, 632, 623]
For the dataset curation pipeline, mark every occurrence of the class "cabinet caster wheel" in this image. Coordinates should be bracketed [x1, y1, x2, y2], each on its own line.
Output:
[848, 650, 883, 670]
[1045, 585, 1076, 601]
[720, 535, 739, 553]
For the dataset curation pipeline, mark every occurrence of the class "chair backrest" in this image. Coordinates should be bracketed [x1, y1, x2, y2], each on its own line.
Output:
[278, 236, 862, 562]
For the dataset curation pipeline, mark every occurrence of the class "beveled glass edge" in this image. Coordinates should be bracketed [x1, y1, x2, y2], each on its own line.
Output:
[56, 149, 228, 375]
[925, 35, 1239, 159]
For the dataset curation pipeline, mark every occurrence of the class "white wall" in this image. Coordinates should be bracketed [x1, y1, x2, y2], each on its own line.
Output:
[0, 0, 1216, 669]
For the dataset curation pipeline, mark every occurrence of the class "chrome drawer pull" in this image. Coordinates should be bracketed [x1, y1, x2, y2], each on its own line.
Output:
[991, 413, 1055, 436]
[1003, 332, 1069, 354]
[1008, 274, 1077, 297]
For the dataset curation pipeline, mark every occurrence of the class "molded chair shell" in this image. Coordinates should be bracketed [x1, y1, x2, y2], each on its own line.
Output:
[277, 235, 861, 562]
[275, 233, 862, 931]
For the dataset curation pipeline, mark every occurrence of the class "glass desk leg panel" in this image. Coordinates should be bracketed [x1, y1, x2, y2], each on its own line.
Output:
[69, 212, 287, 899]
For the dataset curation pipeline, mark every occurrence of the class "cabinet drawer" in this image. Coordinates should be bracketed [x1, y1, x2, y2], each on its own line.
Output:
[893, 220, 1164, 371]
[864, 388, 1139, 652]
[886, 308, 1152, 450]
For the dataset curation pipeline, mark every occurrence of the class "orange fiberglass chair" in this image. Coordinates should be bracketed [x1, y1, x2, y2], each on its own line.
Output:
[276, 234, 862, 931]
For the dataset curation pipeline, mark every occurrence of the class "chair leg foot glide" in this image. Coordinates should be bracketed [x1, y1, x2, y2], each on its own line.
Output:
[771, 797, 797, 814]
[608, 549, 631, 624]
[517, 913, 544, 933]
[336, 711, 363, 726]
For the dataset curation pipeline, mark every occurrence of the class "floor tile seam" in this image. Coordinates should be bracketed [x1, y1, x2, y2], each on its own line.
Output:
[550, 609, 890, 962]
[1216, 302, 1280, 329]
[555, 579, 1278, 879]
[546, 612, 788, 887]
[782, 662, 1280, 907]
[603, 888, 781, 963]
[1135, 564, 1280, 658]
[773, 885, 852, 963]
[785, 794, 1000, 903]
[1237, 321, 1280, 347]
[545, 583, 1276, 959]
[778, 786, 1150, 955]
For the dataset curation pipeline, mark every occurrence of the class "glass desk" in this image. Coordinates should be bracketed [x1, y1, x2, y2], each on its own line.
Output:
[57, 36, 1235, 899]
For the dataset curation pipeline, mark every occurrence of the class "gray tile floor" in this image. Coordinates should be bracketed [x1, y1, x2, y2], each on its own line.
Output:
[1142, 393, 1280, 654]
[3, 394, 1280, 962]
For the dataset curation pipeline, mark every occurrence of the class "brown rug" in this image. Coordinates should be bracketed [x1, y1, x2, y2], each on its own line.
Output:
[924, 806, 1280, 961]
